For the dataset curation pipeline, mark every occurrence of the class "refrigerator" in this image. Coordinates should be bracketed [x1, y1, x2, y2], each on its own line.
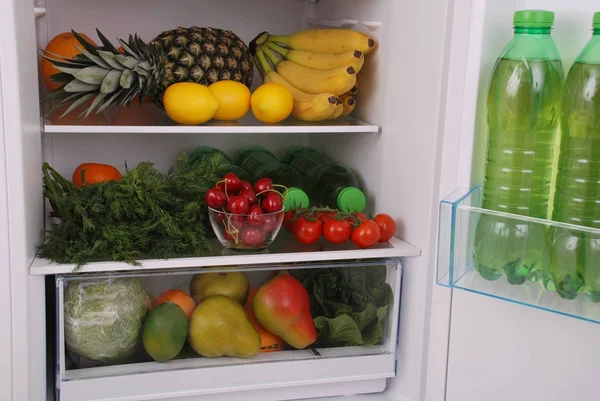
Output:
[1, 0, 599, 400]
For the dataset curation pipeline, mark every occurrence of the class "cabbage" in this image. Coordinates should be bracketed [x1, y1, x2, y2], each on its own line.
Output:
[64, 277, 148, 366]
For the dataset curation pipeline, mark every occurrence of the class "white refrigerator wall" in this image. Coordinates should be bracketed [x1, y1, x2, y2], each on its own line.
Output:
[442, 1, 600, 401]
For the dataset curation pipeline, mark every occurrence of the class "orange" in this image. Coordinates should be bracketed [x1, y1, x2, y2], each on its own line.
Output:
[72, 163, 122, 187]
[42, 32, 97, 91]
[154, 289, 196, 319]
[245, 287, 285, 352]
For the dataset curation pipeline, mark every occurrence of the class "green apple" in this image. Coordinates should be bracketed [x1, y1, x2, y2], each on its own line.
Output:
[190, 272, 249, 304]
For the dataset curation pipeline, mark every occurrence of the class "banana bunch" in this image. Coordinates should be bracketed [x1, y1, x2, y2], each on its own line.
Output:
[250, 28, 375, 122]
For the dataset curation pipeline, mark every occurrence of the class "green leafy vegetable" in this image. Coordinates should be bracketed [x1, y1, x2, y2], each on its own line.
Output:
[39, 151, 228, 269]
[291, 265, 393, 347]
[63, 278, 149, 366]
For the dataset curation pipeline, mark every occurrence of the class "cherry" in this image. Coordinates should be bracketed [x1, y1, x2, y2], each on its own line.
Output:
[240, 189, 258, 206]
[262, 192, 283, 213]
[228, 215, 245, 231]
[240, 227, 264, 247]
[205, 187, 227, 209]
[254, 178, 273, 195]
[227, 196, 250, 214]
[247, 205, 266, 226]
[222, 172, 242, 194]
[263, 214, 278, 233]
[240, 181, 254, 192]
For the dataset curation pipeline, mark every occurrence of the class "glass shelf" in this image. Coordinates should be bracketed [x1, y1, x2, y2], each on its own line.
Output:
[43, 102, 379, 135]
[31, 233, 419, 275]
[437, 186, 600, 324]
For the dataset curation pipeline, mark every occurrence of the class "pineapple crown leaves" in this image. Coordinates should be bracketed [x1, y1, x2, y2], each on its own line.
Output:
[39, 29, 164, 119]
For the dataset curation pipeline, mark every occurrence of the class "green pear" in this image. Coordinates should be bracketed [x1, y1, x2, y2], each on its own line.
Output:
[189, 272, 249, 304]
[188, 295, 260, 358]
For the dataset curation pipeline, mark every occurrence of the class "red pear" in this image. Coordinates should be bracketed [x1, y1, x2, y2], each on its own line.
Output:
[254, 275, 317, 349]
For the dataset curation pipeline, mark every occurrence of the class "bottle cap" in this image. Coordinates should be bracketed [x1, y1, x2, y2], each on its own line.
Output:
[283, 187, 310, 210]
[594, 12, 600, 29]
[337, 187, 367, 213]
[513, 10, 555, 28]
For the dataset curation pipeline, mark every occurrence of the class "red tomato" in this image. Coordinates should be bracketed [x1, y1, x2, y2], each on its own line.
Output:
[351, 220, 381, 249]
[293, 216, 323, 245]
[355, 212, 368, 222]
[323, 219, 352, 244]
[374, 214, 396, 243]
[283, 211, 296, 232]
[320, 211, 338, 223]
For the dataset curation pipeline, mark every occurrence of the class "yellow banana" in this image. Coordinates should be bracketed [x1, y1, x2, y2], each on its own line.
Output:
[269, 29, 376, 55]
[328, 100, 344, 120]
[346, 82, 359, 96]
[256, 50, 339, 121]
[341, 95, 356, 117]
[275, 61, 356, 96]
[265, 41, 365, 72]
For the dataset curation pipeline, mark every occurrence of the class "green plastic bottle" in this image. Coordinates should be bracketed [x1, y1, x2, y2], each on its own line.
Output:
[474, 10, 564, 284]
[548, 13, 600, 301]
[281, 146, 367, 212]
[187, 146, 251, 183]
[233, 145, 309, 209]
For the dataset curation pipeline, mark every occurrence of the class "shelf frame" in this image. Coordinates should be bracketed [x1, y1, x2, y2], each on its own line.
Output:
[436, 185, 600, 325]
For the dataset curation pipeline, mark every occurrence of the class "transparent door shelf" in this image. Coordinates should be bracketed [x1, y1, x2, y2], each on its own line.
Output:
[53, 259, 401, 401]
[437, 186, 600, 324]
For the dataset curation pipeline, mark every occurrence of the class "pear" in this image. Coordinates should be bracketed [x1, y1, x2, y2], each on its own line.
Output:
[188, 295, 260, 358]
[254, 275, 317, 349]
[189, 272, 249, 304]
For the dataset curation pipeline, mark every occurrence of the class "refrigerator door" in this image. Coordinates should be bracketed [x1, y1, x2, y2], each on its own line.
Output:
[435, 1, 600, 401]
[0, 0, 46, 399]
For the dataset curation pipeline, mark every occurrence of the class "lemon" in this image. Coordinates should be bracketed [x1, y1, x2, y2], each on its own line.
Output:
[208, 81, 251, 121]
[250, 83, 294, 124]
[163, 82, 220, 125]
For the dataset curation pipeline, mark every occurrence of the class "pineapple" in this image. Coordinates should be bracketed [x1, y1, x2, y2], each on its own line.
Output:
[41, 27, 254, 117]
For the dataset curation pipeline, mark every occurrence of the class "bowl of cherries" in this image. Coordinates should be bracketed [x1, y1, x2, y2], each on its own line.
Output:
[206, 173, 285, 251]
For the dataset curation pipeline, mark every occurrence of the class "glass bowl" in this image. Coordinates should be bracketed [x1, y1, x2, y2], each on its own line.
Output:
[208, 206, 285, 251]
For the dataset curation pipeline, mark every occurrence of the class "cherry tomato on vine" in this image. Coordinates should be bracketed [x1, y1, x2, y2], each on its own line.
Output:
[351, 220, 381, 249]
[320, 211, 338, 224]
[293, 216, 323, 245]
[323, 219, 352, 244]
[374, 214, 396, 243]
[283, 211, 296, 232]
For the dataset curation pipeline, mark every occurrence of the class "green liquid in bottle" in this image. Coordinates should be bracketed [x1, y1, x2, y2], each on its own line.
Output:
[549, 21, 600, 301]
[474, 12, 564, 285]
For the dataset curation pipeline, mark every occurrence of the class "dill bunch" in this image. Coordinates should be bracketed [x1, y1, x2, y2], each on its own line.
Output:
[40, 151, 227, 269]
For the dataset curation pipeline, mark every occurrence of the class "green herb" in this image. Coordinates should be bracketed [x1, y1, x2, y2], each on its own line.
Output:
[40, 151, 228, 269]
[291, 265, 393, 347]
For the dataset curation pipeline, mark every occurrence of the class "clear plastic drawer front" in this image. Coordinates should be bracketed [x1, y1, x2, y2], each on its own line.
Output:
[437, 185, 600, 325]
[54, 259, 402, 401]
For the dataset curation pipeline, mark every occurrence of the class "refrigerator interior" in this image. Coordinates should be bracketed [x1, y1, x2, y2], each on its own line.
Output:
[0, 0, 451, 399]
[432, 1, 600, 401]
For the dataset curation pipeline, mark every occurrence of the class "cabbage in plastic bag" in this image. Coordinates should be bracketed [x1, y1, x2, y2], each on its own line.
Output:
[64, 277, 149, 366]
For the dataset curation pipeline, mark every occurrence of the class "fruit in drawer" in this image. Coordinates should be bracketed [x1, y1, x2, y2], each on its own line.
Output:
[250, 82, 294, 123]
[72, 162, 122, 187]
[244, 287, 285, 352]
[208, 80, 251, 121]
[188, 295, 261, 358]
[163, 83, 220, 125]
[39, 27, 253, 117]
[254, 275, 317, 349]
[189, 272, 249, 304]
[154, 289, 196, 319]
[142, 302, 188, 362]
[267, 29, 376, 55]
[41, 32, 97, 91]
